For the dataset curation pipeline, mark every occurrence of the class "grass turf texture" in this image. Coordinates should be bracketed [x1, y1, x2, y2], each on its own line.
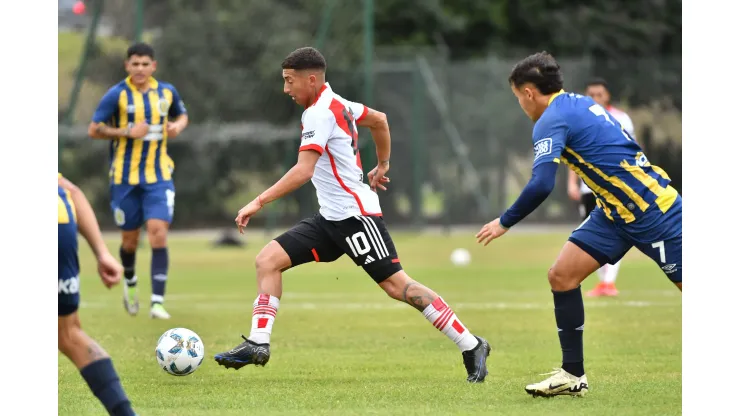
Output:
[59, 231, 681, 415]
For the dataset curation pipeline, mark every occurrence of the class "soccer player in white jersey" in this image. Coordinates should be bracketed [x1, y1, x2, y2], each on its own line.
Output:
[566, 78, 636, 297]
[214, 47, 491, 382]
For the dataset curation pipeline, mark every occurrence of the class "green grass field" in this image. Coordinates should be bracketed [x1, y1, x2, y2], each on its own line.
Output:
[58, 231, 681, 415]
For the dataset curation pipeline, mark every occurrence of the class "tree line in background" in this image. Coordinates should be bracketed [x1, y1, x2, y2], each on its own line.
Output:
[62, 0, 681, 228]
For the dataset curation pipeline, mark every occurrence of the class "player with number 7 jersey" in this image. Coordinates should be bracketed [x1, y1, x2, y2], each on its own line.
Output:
[475, 51, 681, 398]
[214, 47, 491, 383]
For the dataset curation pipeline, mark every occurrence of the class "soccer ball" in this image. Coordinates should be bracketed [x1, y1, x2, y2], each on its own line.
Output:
[450, 248, 471, 266]
[155, 328, 205, 376]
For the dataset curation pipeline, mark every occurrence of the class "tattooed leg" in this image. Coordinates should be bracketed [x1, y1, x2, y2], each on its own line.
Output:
[58, 313, 136, 415]
[58, 313, 110, 369]
[378, 271, 481, 352]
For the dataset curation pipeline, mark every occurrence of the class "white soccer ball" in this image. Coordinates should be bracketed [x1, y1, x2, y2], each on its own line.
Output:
[450, 248, 471, 266]
[155, 328, 205, 376]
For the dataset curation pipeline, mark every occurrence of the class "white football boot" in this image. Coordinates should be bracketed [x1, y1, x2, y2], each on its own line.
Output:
[122, 278, 139, 316]
[525, 368, 589, 398]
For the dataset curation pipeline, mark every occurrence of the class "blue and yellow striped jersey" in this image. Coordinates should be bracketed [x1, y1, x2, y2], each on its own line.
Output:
[58, 173, 80, 279]
[532, 90, 678, 226]
[92, 76, 187, 185]
[58, 173, 77, 226]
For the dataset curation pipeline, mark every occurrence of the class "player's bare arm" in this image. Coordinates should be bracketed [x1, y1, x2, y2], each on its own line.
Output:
[234, 150, 321, 233]
[88, 121, 149, 140]
[567, 170, 581, 201]
[357, 108, 392, 191]
[166, 114, 189, 138]
[58, 176, 122, 288]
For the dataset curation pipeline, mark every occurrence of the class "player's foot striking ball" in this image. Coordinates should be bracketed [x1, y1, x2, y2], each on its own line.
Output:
[214, 47, 491, 383]
[87, 42, 189, 320]
[475, 51, 682, 397]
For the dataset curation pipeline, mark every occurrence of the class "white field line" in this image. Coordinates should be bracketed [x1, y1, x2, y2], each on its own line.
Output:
[79, 298, 680, 311]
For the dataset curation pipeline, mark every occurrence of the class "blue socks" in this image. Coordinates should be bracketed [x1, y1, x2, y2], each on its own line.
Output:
[553, 286, 585, 377]
[80, 358, 135, 416]
[119, 247, 137, 287]
[151, 247, 168, 305]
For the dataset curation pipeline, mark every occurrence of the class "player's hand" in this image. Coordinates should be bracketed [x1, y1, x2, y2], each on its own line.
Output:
[167, 122, 183, 138]
[567, 182, 581, 201]
[367, 162, 391, 192]
[128, 122, 150, 139]
[235, 199, 263, 234]
[476, 218, 508, 246]
[97, 252, 123, 288]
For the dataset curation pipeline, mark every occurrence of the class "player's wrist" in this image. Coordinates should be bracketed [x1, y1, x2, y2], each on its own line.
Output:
[499, 214, 513, 230]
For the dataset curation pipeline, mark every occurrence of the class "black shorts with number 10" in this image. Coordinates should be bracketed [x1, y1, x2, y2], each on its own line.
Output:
[275, 213, 402, 283]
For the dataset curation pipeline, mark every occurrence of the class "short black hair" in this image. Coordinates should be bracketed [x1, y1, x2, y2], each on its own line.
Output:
[127, 43, 155, 60]
[508, 51, 563, 95]
[585, 77, 609, 91]
[281, 47, 327, 71]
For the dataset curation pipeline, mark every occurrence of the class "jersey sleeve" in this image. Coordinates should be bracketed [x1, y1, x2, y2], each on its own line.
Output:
[165, 84, 187, 118]
[531, 112, 568, 169]
[299, 108, 334, 155]
[347, 100, 369, 123]
[91, 88, 121, 124]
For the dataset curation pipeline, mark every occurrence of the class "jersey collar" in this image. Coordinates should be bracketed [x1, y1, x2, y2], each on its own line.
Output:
[125, 76, 159, 93]
[308, 82, 330, 108]
[547, 89, 565, 106]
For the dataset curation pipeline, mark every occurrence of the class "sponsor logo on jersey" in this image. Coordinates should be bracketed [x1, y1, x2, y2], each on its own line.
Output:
[533, 138, 553, 161]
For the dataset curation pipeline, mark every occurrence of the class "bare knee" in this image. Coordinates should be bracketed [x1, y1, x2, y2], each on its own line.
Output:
[548, 266, 580, 292]
[146, 220, 169, 248]
[58, 314, 81, 355]
[121, 230, 140, 252]
[255, 241, 291, 275]
[379, 272, 438, 312]
[378, 271, 412, 300]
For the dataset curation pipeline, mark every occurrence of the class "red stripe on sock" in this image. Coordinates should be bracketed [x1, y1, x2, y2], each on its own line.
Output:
[253, 308, 276, 317]
[437, 309, 455, 330]
[452, 320, 465, 334]
[258, 293, 270, 306]
[435, 309, 454, 330]
[431, 297, 447, 312]
[432, 307, 451, 327]
[257, 318, 269, 328]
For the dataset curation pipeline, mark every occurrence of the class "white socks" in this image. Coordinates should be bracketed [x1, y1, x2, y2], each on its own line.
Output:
[422, 297, 479, 352]
[247, 294, 280, 345]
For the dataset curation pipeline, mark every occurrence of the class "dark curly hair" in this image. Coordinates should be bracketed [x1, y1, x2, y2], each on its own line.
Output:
[508, 51, 563, 95]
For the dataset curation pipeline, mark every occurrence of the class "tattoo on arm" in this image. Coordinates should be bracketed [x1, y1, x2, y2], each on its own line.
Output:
[380, 159, 390, 167]
[401, 281, 438, 312]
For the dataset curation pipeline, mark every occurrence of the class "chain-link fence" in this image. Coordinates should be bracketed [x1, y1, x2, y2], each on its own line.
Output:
[58, 1, 682, 231]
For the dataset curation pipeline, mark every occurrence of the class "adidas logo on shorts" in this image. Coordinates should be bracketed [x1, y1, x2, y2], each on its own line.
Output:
[364, 255, 375, 264]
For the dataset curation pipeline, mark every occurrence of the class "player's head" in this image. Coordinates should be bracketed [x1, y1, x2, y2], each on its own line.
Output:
[585, 77, 611, 107]
[281, 47, 327, 108]
[125, 43, 157, 86]
[508, 51, 564, 121]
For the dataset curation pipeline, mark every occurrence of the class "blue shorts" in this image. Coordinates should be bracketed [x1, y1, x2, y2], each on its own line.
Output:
[58, 223, 80, 316]
[569, 195, 682, 283]
[110, 180, 175, 231]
